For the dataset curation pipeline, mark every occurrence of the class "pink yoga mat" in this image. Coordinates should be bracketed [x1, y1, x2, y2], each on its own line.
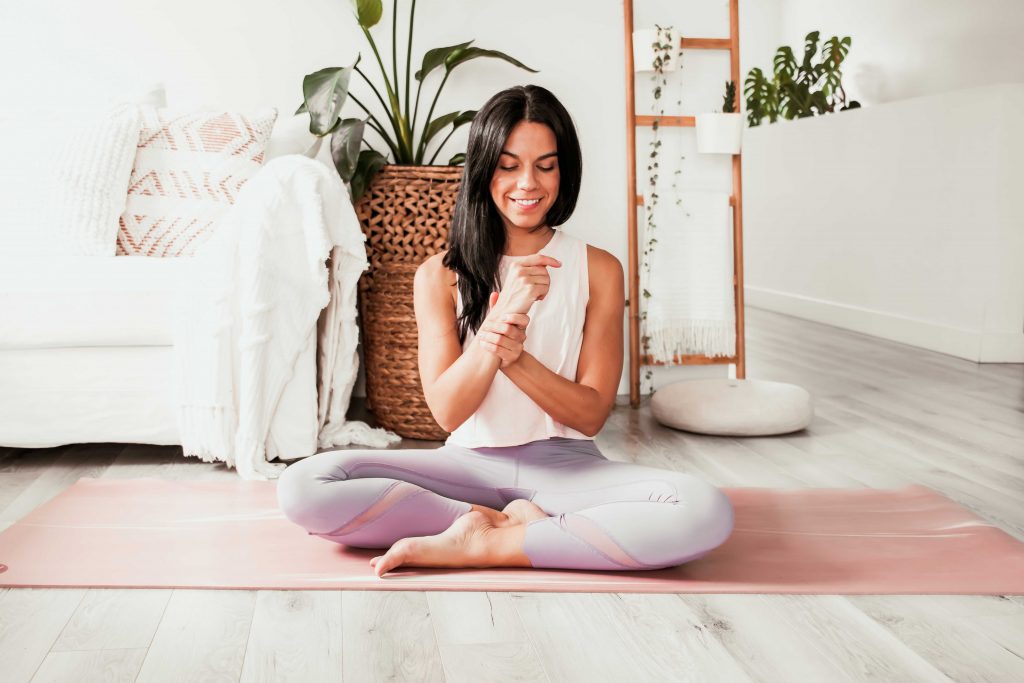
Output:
[1, 477, 1022, 594]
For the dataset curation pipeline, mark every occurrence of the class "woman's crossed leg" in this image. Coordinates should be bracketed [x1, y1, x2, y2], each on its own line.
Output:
[276, 437, 733, 574]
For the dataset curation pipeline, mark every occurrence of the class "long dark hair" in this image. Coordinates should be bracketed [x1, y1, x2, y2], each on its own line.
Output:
[442, 84, 582, 346]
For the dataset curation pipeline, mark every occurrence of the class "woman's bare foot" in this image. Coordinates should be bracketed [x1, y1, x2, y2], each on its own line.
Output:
[501, 498, 549, 525]
[468, 503, 515, 528]
[369, 510, 531, 577]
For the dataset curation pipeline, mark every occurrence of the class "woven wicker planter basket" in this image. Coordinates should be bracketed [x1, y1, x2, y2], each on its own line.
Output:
[353, 164, 463, 440]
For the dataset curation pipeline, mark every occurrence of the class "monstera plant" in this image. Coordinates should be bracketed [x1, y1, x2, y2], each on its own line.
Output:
[296, 0, 538, 202]
[744, 30, 861, 127]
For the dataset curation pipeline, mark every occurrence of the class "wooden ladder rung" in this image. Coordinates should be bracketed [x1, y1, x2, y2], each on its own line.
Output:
[635, 115, 695, 127]
[640, 353, 738, 366]
[635, 195, 737, 207]
[680, 37, 732, 51]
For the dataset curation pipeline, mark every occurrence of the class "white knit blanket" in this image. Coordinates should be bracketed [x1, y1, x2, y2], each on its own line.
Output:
[640, 186, 736, 362]
[172, 154, 399, 480]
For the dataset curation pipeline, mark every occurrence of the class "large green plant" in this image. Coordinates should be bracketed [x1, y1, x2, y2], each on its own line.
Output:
[744, 30, 861, 127]
[297, 0, 537, 202]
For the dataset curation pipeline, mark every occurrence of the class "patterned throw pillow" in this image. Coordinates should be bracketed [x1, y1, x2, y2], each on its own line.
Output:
[116, 106, 278, 257]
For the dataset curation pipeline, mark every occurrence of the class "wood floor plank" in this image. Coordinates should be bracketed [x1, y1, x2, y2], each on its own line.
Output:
[0, 588, 87, 683]
[340, 590, 446, 682]
[809, 408, 1024, 541]
[749, 308, 1022, 399]
[239, 590, 343, 681]
[0, 444, 126, 525]
[676, 593, 863, 682]
[426, 591, 530, 645]
[750, 326, 1024, 458]
[50, 589, 169, 652]
[29, 648, 147, 683]
[0, 447, 70, 521]
[848, 595, 1024, 682]
[134, 589, 255, 683]
[758, 595, 951, 682]
[438, 641, 549, 683]
[511, 591, 754, 683]
[816, 396, 1024, 488]
[103, 444, 239, 481]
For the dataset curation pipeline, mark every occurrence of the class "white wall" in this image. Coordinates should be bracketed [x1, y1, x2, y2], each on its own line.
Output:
[742, 83, 1024, 363]
[777, 0, 1024, 106]
[2, 0, 774, 399]
[740, 1, 1024, 365]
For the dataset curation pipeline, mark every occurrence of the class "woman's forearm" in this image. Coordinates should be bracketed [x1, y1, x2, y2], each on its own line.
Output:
[501, 351, 603, 436]
[426, 338, 502, 432]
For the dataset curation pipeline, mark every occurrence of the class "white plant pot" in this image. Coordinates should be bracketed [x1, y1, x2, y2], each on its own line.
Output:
[695, 112, 743, 154]
[632, 28, 678, 72]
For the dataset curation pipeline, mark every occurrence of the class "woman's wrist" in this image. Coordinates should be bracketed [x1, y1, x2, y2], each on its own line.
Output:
[468, 335, 502, 370]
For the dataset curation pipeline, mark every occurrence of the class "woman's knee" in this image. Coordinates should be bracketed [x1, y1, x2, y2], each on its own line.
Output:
[276, 452, 340, 527]
[672, 474, 735, 553]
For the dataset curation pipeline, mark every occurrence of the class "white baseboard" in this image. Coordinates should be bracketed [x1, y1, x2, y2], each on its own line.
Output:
[745, 286, 1024, 364]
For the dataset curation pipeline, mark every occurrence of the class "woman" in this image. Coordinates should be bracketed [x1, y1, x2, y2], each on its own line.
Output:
[277, 85, 734, 577]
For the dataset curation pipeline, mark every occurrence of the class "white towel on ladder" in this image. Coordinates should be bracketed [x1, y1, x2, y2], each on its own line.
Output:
[640, 186, 736, 361]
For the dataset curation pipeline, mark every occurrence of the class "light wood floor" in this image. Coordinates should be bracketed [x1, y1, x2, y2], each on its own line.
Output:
[1, 306, 1022, 682]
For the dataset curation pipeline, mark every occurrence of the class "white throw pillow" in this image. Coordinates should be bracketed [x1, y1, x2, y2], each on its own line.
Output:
[0, 90, 160, 258]
[116, 105, 278, 257]
[50, 102, 143, 256]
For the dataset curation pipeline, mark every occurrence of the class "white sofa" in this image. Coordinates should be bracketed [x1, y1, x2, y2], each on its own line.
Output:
[0, 100, 342, 459]
[0, 256, 320, 455]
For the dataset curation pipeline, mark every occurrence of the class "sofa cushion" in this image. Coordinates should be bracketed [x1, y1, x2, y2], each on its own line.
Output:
[116, 105, 277, 257]
[0, 255, 198, 348]
[51, 102, 142, 256]
[650, 378, 814, 436]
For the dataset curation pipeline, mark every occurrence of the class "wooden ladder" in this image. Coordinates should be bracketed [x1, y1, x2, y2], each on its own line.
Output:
[624, 0, 747, 408]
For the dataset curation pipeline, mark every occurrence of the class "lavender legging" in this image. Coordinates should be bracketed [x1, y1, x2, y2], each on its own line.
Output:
[276, 436, 734, 571]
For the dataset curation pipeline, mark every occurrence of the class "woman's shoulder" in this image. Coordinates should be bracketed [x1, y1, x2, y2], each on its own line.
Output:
[585, 244, 624, 301]
[585, 243, 624, 278]
[417, 251, 456, 280]
[416, 251, 458, 307]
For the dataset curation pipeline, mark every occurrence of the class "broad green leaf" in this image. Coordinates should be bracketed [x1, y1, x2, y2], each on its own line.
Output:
[302, 65, 354, 136]
[453, 110, 476, 126]
[352, 0, 382, 29]
[350, 149, 388, 203]
[423, 111, 460, 147]
[330, 117, 367, 181]
[801, 31, 821, 71]
[443, 46, 538, 74]
[773, 46, 796, 79]
[448, 152, 465, 165]
[415, 40, 474, 82]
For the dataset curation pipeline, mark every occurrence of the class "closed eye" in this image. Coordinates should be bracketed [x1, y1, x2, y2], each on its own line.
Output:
[500, 166, 556, 171]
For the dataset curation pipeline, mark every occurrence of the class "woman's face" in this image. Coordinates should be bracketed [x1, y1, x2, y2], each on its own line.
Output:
[489, 120, 560, 232]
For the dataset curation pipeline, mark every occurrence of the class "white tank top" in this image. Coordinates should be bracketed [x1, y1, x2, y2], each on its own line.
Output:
[445, 228, 592, 448]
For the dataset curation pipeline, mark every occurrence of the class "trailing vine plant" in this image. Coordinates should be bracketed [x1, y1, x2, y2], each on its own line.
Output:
[639, 24, 684, 396]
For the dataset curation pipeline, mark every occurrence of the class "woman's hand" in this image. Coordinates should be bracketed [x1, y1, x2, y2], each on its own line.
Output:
[476, 291, 531, 368]
[493, 253, 562, 317]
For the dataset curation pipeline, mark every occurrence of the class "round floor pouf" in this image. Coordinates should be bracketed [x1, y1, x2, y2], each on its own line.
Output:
[650, 378, 813, 436]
